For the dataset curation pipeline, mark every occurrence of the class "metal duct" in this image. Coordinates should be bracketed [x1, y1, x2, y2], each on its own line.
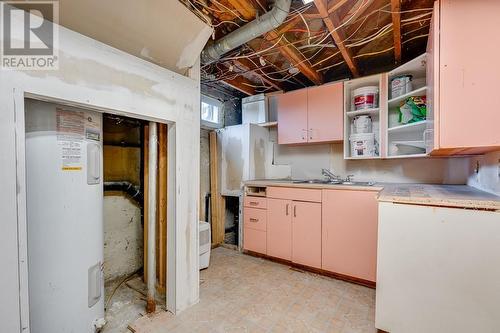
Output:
[201, 0, 292, 64]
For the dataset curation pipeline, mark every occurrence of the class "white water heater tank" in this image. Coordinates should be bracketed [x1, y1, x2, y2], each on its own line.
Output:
[25, 99, 105, 333]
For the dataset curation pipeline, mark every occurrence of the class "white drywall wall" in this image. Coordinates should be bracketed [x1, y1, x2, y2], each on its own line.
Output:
[0, 10, 206, 331]
[269, 129, 470, 184]
[468, 151, 500, 196]
[329, 144, 470, 184]
[104, 196, 143, 282]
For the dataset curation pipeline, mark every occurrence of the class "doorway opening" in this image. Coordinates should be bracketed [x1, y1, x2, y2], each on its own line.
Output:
[24, 99, 168, 333]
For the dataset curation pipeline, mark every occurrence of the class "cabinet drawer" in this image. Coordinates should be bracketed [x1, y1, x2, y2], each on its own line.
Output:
[244, 196, 267, 209]
[267, 186, 322, 203]
[243, 228, 267, 254]
[244, 207, 267, 231]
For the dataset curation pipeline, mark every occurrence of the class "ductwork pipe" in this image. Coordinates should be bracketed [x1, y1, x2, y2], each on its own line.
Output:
[201, 0, 292, 64]
[146, 122, 157, 313]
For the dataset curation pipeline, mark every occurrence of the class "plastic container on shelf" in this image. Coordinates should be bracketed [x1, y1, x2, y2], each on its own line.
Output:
[353, 86, 379, 110]
[391, 75, 413, 98]
[353, 115, 372, 134]
[350, 132, 376, 157]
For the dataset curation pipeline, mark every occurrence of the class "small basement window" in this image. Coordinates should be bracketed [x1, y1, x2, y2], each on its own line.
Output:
[201, 95, 223, 128]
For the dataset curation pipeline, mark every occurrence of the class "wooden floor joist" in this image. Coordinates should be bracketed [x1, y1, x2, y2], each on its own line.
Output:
[391, 0, 402, 63]
[314, 0, 360, 77]
[233, 58, 284, 91]
[209, 131, 225, 246]
[222, 74, 256, 96]
[226, 0, 323, 85]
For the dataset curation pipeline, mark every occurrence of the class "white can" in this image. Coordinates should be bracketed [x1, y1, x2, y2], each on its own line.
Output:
[350, 132, 376, 157]
[353, 115, 372, 134]
[353, 86, 379, 110]
[391, 75, 413, 98]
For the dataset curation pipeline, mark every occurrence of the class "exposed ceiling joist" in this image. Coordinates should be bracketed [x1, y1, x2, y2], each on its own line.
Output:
[222, 74, 257, 95]
[313, 0, 359, 77]
[328, 0, 350, 14]
[226, 0, 323, 85]
[233, 58, 284, 91]
[391, 0, 402, 63]
[265, 31, 323, 85]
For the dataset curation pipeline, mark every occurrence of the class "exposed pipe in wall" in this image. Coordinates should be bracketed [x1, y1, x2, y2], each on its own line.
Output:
[201, 0, 292, 64]
[146, 122, 158, 313]
[103, 181, 143, 207]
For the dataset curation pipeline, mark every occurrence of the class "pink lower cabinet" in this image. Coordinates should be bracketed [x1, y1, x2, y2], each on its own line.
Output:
[322, 189, 378, 282]
[243, 197, 267, 255]
[266, 198, 292, 260]
[291, 201, 322, 269]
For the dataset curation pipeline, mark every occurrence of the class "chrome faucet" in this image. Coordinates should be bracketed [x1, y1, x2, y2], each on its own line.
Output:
[321, 169, 341, 182]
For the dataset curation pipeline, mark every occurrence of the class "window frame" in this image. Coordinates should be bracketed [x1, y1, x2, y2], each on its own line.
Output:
[201, 94, 224, 129]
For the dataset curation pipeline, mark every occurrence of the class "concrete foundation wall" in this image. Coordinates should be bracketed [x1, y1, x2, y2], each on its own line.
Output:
[104, 196, 143, 282]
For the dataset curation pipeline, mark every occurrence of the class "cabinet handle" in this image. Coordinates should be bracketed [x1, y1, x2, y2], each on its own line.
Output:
[249, 201, 259, 206]
[309, 128, 313, 140]
[293, 205, 296, 217]
[249, 218, 259, 223]
[286, 204, 289, 216]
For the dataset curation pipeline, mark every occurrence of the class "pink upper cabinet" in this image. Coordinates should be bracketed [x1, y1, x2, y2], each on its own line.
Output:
[277, 89, 308, 144]
[322, 189, 378, 282]
[430, 0, 500, 154]
[266, 198, 292, 261]
[291, 201, 322, 269]
[307, 82, 343, 143]
[277, 83, 344, 145]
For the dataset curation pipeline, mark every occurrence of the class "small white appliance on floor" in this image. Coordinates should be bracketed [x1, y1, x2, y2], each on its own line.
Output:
[199, 221, 211, 269]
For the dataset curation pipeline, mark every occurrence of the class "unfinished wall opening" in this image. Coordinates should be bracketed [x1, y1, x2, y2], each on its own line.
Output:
[223, 196, 239, 246]
[102, 113, 148, 332]
[24, 99, 168, 333]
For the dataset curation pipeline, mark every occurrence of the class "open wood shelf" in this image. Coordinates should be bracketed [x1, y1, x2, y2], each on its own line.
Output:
[388, 86, 427, 108]
[388, 120, 427, 133]
[346, 108, 380, 117]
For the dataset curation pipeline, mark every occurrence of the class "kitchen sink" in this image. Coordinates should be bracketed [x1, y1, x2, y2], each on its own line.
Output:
[292, 179, 375, 186]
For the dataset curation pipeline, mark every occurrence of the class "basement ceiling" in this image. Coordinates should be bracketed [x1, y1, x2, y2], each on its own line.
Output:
[180, 0, 434, 95]
[57, 0, 212, 75]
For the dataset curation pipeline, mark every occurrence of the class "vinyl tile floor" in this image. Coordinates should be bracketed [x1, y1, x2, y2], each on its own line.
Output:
[131, 247, 377, 333]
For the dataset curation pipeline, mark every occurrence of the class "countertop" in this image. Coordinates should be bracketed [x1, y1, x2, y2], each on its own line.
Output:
[243, 179, 383, 192]
[244, 180, 500, 210]
[378, 184, 500, 210]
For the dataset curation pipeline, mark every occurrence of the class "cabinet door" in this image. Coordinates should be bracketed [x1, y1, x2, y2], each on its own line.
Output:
[292, 201, 321, 268]
[425, 0, 440, 154]
[322, 190, 378, 282]
[307, 82, 343, 143]
[267, 199, 292, 260]
[277, 89, 308, 144]
[439, 0, 500, 149]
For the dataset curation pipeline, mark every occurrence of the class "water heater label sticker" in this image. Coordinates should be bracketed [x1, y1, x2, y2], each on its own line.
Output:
[56, 108, 84, 140]
[60, 140, 82, 171]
